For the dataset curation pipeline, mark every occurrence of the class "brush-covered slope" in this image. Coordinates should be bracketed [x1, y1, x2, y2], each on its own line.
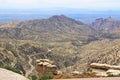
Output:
[65, 39, 120, 72]
[0, 15, 97, 42]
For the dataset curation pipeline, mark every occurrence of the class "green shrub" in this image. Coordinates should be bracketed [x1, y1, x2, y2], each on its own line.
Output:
[2, 65, 22, 74]
[107, 74, 120, 77]
[31, 75, 37, 80]
[39, 74, 54, 80]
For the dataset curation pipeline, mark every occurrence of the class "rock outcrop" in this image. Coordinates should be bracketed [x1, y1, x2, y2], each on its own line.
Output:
[36, 59, 57, 77]
[92, 17, 120, 39]
[92, 17, 120, 31]
[0, 68, 29, 80]
[90, 63, 120, 77]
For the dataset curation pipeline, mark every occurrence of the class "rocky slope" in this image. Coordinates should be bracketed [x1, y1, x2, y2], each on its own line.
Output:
[0, 15, 97, 42]
[92, 17, 120, 39]
[92, 17, 120, 31]
[65, 39, 120, 73]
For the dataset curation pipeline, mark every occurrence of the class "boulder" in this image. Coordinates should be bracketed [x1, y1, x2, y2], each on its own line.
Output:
[54, 70, 63, 75]
[36, 59, 57, 77]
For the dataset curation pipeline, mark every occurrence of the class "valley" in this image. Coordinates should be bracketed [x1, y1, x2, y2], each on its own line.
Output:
[0, 15, 120, 79]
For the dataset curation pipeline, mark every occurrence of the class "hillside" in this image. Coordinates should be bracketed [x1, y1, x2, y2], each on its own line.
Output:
[0, 15, 97, 42]
[65, 39, 120, 72]
[91, 17, 120, 39]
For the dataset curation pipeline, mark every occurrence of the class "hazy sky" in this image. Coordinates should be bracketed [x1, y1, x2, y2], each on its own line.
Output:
[0, 0, 120, 10]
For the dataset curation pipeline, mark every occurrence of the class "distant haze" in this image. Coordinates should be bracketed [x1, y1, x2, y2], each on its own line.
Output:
[0, 0, 120, 10]
[0, 0, 120, 24]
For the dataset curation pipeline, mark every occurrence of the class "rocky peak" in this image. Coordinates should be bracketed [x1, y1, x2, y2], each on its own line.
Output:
[95, 18, 104, 22]
[92, 18, 104, 30]
[104, 16, 115, 22]
[48, 15, 84, 25]
[49, 15, 67, 20]
[91, 17, 120, 31]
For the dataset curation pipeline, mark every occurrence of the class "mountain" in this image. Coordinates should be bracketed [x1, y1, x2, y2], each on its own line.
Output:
[0, 15, 99, 77]
[1, 15, 120, 78]
[92, 17, 120, 31]
[0, 15, 97, 42]
[91, 17, 120, 39]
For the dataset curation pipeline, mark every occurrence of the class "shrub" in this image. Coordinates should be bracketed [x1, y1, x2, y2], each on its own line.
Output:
[39, 74, 54, 80]
[31, 75, 37, 80]
[2, 65, 22, 74]
[107, 74, 120, 77]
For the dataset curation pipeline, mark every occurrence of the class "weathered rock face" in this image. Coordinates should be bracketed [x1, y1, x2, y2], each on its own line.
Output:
[92, 17, 120, 31]
[0, 68, 29, 80]
[90, 63, 120, 70]
[90, 63, 120, 77]
[36, 59, 57, 77]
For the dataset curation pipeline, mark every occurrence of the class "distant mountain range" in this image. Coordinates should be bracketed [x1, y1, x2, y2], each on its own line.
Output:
[1, 15, 120, 41]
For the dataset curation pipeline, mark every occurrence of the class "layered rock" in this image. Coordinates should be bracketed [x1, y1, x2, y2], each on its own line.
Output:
[90, 63, 120, 70]
[36, 59, 57, 77]
[90, 63, 120, 77]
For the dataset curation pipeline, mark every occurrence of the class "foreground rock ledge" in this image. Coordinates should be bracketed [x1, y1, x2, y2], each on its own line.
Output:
[90, 63, 120, 77]
[90, 63, 120, 70]
[0, 68, 29, 80]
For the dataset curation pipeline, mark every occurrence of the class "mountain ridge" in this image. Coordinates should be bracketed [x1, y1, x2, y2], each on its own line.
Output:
[92, 17, 120, 31]
[0, 15, 97, 42]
